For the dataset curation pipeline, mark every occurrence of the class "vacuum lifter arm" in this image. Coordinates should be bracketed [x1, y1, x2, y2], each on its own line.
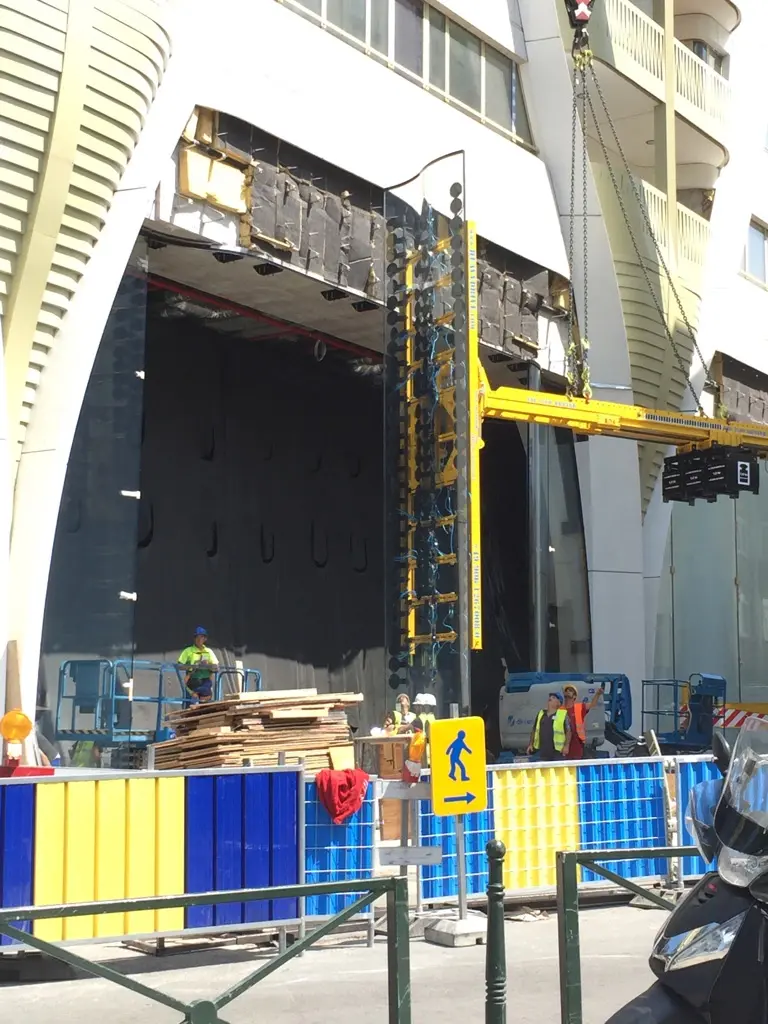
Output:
[479, 370, 768, 453]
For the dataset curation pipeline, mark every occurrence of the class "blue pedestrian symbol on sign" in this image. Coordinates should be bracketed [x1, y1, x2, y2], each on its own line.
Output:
[446, 730, 472, 782]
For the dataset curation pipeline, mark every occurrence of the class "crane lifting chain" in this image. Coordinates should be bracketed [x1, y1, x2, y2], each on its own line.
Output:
[564, 1, 717, 415]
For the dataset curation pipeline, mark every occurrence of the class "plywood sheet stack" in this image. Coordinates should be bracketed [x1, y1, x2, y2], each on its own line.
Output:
[152, 688, 362, 773]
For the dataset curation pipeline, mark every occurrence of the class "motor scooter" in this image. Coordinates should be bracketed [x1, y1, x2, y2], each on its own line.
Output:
[608, 719, 768, 1023]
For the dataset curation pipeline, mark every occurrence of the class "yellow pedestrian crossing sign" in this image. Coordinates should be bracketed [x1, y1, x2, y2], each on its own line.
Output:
[429, 716, 487, 817]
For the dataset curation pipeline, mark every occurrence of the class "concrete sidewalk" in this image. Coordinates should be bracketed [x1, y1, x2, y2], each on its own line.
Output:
[0, 905, 666, 1023]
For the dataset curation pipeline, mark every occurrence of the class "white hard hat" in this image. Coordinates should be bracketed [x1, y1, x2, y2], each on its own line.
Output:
[414, 693, 426, 705]
[422, 693, 437, 707]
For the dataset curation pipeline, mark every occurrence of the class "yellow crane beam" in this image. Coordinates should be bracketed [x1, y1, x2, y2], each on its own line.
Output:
[479, 367, 768, 452]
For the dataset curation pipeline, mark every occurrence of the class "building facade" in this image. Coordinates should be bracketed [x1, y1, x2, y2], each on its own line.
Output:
[0, 0, 764, 753]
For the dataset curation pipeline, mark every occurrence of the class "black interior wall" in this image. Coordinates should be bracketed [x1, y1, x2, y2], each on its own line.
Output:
[134, 315, 387, 728]
[39, 278, 534, 745]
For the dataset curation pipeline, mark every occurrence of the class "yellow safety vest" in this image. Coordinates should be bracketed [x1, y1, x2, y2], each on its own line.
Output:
[533, 709, 568, 753]
[392, 709, 402, 726]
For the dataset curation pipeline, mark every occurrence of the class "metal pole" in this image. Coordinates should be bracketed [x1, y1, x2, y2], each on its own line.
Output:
[528, 362, 545, 672]
[371, 776, 381, 948]
[297, 762, 306, 951]
[400, 800, 410, 880]
[557, 851, 583, 1024]
[457, 816, 468, 921]
[485, 840, 507, 1024]
[387, 877, 412, 1024]
[278, 752, 287, 956]
[450, 703, 468, 920]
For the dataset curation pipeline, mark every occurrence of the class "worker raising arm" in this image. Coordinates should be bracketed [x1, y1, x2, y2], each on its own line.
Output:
[563, 683, 604, 760]
[178, 626, 218, 703]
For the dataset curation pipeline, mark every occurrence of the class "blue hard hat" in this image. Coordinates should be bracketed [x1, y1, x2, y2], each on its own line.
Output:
[549, 691, 564, 704]
[194, 626, 208, 637]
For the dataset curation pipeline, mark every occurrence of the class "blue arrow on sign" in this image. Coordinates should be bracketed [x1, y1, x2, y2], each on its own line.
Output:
[445, 792, 476, 805]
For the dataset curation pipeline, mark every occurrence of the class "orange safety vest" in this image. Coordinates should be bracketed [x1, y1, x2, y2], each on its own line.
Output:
[572, 702, 586, 742]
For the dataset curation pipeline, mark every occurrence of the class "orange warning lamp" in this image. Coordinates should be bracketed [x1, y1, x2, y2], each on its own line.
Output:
[0, 709, 32, 744]
[0, 709, 53, 777]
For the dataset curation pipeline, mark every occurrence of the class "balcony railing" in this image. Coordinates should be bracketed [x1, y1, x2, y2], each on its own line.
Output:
[593, 164, 711, 281]
[594, 0, 731, 143]
[674, 40, 731, 133]
[677, 202, 711, 272]
[599, 0, 664, 82]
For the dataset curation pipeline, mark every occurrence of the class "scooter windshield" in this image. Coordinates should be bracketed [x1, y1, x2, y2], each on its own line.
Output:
[686, 777, 723, 863]
[714, 716, 768, 856]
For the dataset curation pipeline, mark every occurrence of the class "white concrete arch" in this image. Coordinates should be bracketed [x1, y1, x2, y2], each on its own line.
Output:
[8, 12, 198, 725]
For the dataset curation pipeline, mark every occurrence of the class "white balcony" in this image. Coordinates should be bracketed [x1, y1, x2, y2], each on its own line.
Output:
[593, 163, 711, 293]
[591, 0, 732, 147]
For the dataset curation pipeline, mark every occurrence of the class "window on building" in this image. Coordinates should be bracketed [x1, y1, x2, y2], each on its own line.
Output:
[280, 0, 533, 146]
[327, 0, 366, 41]
[744, 220, 768, 283]
[484, 44, 530, 139]
[428, 7, 446, 91]
[370, 1, 388, 53]
[682, 39, 726, 76]
[449, 22, 481, 112]
[394, 0, 423, 77]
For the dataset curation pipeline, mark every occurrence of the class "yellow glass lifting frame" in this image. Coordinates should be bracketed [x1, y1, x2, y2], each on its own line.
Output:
[404, 257, 417, 656]
[464, 222, 483, 650]
[480, 372, 768, 452]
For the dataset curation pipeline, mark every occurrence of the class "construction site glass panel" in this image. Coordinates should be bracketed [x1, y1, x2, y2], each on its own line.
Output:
[37, 249, 148, 769]
[662, 499, 739, 698]
[383, 153, 470, 714]
[733, 466, 768, 704]
[541, 429, 591, 673]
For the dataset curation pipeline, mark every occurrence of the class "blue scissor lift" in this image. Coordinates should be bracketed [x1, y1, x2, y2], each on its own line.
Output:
[641, 673, 726, 753]
[55, 658, 263, 750]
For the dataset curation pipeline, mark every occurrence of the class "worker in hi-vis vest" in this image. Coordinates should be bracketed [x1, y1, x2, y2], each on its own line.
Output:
[562, 683, 604, 760]
[177, 626, 218, 702]
[527, 692, 572, 761]
[390, 693, 415, 729]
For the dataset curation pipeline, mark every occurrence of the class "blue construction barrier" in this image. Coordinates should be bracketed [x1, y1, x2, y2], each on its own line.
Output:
[676, 757, 721, 879]
[185, 768, 300, 928]
[0, 783, 34, 945]
[304, 780, 375, 918]
[577, 760, 668, 882]
[418, 773, 495, 902]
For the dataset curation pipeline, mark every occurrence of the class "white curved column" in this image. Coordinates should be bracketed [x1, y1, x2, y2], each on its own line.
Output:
[520, 0, 647, 709]
[7, 22, 197, 726]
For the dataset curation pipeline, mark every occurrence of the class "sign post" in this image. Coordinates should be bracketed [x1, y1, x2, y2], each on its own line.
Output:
[425, 715, 488, 947]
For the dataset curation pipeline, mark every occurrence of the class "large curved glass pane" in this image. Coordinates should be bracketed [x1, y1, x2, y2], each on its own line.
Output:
[671, 498, 738, 692]
[38, 248, 147, 768]
[383, 153, 470, 715]
[540, 427, 591, 672]
[735, 463, 768, 704]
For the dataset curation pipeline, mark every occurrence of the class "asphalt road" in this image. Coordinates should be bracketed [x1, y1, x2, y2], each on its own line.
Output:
[0, 905, 667, 1024]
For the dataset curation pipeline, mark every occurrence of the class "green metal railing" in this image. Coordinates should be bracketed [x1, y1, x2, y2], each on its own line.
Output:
[556, 846, 699, 1024]
[0, 878, 411, 1024]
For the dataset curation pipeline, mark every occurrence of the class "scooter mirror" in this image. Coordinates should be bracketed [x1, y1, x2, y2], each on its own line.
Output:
[712, 730, 732, 777]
